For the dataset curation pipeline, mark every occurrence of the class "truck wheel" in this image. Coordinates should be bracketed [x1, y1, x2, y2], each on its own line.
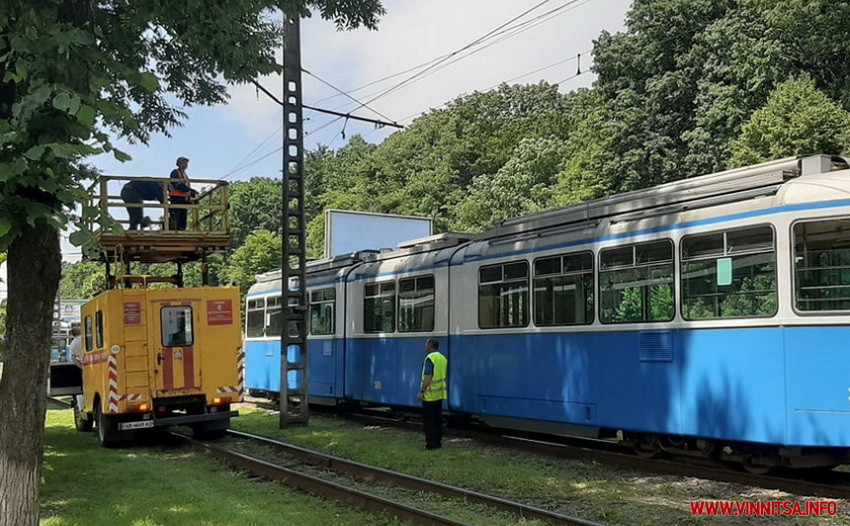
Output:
[94, 401, 123, 447]
[73, 396, 93, 432]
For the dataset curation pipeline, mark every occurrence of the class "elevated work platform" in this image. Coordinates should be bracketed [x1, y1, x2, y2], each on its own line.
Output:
[84, 175, 231, 265]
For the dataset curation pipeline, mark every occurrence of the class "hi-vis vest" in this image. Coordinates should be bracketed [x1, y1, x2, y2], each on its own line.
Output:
[422, 351, 447, 402]
[170, 169, 188, 197]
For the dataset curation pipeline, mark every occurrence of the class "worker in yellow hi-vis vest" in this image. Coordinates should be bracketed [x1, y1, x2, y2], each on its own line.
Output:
[417, 338, 447, 450]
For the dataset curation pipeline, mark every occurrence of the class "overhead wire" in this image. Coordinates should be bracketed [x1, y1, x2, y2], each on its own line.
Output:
[302, 69, 398, 124]
[397, 51, 593, 124]
[303, 0, 579, 139]
[353, 0, 591, 111]
[232, 0, 600, 169]
[317, 0, 560, 119]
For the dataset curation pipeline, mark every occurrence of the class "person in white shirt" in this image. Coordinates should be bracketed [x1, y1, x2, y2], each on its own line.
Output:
[69, 327, 83, 368]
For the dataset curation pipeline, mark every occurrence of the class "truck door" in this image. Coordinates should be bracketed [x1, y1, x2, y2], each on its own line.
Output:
[152, 301, 200, 394]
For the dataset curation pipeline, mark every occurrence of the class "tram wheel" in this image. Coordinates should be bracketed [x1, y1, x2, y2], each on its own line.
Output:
[73, 396, 93, 432]
[741, 457, 771, 475]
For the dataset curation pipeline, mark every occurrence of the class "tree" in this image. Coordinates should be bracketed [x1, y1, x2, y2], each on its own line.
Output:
[226, 230, 283, 294]
[728, 75, 850, 166]
[228, 177, 283, 248]
[454, 136, 568, 231]
[0, 2, 384, 524]
[58, 261, 101, 300]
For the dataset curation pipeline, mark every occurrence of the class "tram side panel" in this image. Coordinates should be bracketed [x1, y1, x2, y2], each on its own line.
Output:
[305, 277, 347, 402]
[344, 259, 450, 409]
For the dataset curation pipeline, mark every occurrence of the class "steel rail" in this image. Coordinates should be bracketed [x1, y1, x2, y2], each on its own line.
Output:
[174, 432, 468, 526]
[226, 429, 603, 526]
[329, 409, 850, 501]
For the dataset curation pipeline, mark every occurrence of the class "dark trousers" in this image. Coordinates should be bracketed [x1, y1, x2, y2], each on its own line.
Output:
[422, 400, 443, 449]
[169, 195, 189, 230]
[121, 185, 143, 230]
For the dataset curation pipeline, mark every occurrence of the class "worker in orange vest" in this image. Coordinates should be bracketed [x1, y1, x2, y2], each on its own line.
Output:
[168, 156, 197, 230]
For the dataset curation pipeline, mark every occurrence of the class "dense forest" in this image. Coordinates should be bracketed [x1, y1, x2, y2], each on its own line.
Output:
[59, 0, 850, 296]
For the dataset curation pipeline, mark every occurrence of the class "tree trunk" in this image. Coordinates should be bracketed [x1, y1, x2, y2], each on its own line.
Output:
[0, 223, 61, 526]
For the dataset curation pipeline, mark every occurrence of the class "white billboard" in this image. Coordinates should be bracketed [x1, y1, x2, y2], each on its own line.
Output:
[324, 210, 432, 258]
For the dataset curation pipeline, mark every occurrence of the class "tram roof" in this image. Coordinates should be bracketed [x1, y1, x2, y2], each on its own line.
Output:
[479, 154, 848, 241]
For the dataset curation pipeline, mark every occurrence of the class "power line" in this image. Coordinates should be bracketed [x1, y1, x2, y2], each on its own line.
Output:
[302, 69, 397, 124]
[357, 0, 589, 111]
[311, 0, 556, 120]
[397, 52, 593, 124]
[225, 124, 283, 178]
[221, 147, 283, 180]
[251, 80, 401, 129]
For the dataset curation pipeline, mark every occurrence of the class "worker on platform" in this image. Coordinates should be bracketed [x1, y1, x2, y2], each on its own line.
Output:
[120, 178, 165, 230]
[168, 156, 197, 231]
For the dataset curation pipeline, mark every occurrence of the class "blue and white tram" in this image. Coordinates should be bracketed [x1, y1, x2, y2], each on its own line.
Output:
[244, 254, 363, 404]
[245, 154, 850, 470]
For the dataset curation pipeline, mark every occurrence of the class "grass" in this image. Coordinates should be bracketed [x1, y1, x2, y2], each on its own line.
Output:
[39, 407, 399, 526]
[233, 408, 850, 526]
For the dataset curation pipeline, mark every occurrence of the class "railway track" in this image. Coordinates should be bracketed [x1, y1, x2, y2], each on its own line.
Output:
[320, 407, 850, 502]
[175, 429, 605, 526]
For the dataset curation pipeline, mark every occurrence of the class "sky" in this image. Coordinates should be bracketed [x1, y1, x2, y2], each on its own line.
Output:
[0, 0, 635, 298]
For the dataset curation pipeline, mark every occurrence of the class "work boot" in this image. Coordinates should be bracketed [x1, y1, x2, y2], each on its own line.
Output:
[141, 216, 152, 228]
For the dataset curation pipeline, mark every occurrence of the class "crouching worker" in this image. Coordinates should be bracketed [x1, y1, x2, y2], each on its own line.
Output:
[121, 178, 165, 230]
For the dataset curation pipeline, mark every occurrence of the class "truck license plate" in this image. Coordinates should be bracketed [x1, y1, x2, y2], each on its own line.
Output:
[119, 420, 154, 431]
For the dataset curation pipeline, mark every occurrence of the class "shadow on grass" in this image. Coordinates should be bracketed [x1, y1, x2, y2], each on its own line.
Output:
[40, 410, 397, 526]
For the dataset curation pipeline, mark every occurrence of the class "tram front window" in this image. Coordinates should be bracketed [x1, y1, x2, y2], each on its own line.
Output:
[794, 219, 850, 312]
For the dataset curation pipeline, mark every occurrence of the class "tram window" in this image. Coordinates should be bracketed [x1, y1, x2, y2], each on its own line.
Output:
[310, 287, 335, 335]
[534, 252, 594, 326]
[161, 306, 194, 347]
[681, 225, 776, 319]
[84, 315, 93, 352]
[398, 275, 435, 332]
[364, 281, 395, 333]
[600, 240, 674, 323]
[246, 298, 265, 338]
[265, 296, 282, 337]
[479, 261, 529, 328]
[95, 310, 104, 349]
[794, 219, 850, 312]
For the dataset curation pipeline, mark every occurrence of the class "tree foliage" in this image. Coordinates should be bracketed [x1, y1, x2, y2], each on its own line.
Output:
[226, 230, 282, 294]
[729, 75, 850, 166]
[0, 2, 384, 523]
[228, 177, 283, 247]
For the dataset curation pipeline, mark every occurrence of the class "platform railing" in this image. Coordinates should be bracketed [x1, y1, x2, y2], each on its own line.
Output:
[85, 175, 230, 235]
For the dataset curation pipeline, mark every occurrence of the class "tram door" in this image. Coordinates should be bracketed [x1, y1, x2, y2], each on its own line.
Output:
[151, 300, 201, 393]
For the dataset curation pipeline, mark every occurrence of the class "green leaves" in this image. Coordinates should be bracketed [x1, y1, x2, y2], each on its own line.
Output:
[52, 91, 80, 114]
[729, 75, 850, 167]
[0, 217, 12, 239]
[138, 72, 159, 92]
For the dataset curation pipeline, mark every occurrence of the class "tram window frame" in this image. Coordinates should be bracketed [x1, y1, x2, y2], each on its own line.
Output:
[160, 305, 194, 347]
[792, 218, 850, 313]
[398, 275, 435, 333]
[310, 287, 336, 336]
[599, 239, 675, 324]
[84, 315, 93, 352]
[265, 296, 282, 337]
[364, 281, 396, 333]
[533, 251, 594, 326]
[680, 224, 777, 320]
[246, 297, 265, 338]
[478, 261, 530, 329]
[95, 310, 104, 349]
